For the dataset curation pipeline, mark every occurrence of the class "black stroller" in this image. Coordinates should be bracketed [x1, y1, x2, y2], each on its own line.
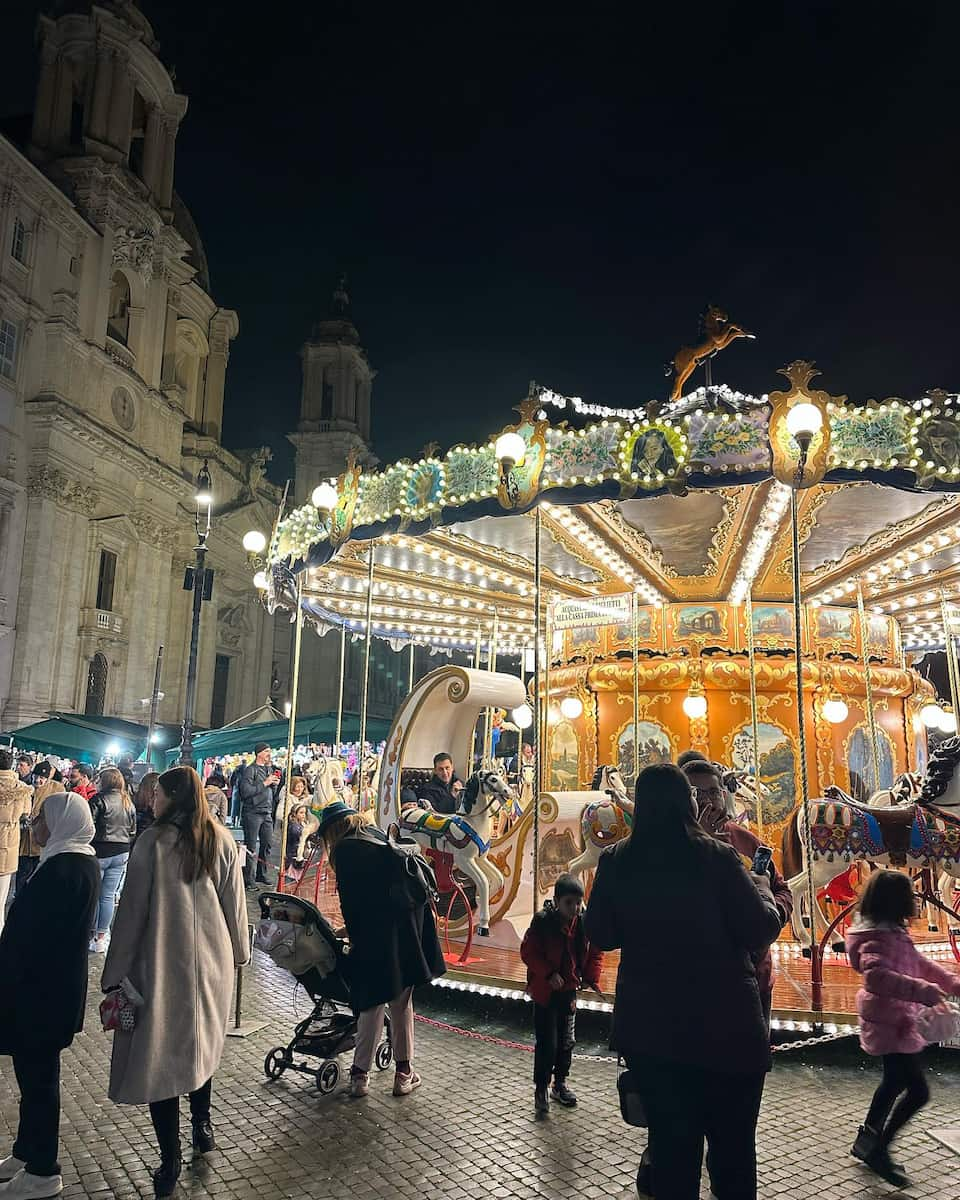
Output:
[256, 892, 392, 1094]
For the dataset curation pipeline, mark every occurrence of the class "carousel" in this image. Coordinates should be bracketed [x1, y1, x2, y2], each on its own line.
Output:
[246, 333, 960, 1031]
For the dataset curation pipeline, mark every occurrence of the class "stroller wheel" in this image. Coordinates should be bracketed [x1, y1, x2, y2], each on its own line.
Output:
[264, 1048, 290, 1080]
[316, 1060, 341, 1094]
[374, 1041, 393, 1071]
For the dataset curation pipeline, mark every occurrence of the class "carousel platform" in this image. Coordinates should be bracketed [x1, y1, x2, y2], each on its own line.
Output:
[280, 858, 959, 1031]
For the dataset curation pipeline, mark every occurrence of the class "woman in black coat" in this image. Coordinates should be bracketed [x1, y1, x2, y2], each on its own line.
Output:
[0, 792, 99, 1199]
[584, 764, 782, 1200]
[316, 802, 445, 1100]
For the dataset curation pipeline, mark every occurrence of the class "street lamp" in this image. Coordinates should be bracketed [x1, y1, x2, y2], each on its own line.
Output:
[179, 460, 214, 765]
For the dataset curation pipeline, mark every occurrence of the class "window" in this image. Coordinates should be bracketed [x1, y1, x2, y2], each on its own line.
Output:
[96, 549, 117, 612]
[70, 99, 85, 147]
[84, 652, 108, 717]
[0, 319, 17, 381]
[107, 271, 131, 344]
[321, 379, 334, 421]
[211, 654, 231, 728]
[10, 218, 27, 265]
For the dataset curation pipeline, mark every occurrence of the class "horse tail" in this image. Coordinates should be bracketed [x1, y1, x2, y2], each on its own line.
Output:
[781, 807, 803, 880]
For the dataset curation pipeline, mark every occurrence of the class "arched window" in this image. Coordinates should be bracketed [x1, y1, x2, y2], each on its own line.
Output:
[84, 652, 108, 717]
[107, 271, 131, 344]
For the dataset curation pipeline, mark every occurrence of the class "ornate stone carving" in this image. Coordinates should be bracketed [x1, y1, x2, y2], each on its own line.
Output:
[112, 227, 155, 283]
[130, 513, 177, 551]
[217, 601, 251, 649]
[26, 466, 99, 514]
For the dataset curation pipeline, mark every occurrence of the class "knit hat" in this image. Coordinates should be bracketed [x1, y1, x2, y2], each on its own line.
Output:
[315, 800, 355, 833]
[554, 873, 584, 901]
[254, 742, 270, 755]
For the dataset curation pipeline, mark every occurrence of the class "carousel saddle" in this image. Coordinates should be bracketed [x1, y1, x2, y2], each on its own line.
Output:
[846, 801, 916, 865]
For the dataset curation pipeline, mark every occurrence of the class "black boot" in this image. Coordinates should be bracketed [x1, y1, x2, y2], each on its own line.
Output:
[192, 1116, 216, 1154]
[153, 1155, 182, 1198]
[636, 1147, 654, 1198]
[852, 1124, 907, 1178]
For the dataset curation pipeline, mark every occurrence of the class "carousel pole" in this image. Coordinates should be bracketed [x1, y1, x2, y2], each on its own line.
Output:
[856, 580, 883, 791]
[631, 591, 640, 783]
[408, 640, 416, 695]
[483, 610, 499, 763]
[472, 621, 483, 770]
[939, 589, 960, 716]
[790, 486, 820, 1007]
[745, 592, 765, 842]
[533, 507, 543, 914]
[358, 547, 375, 763]
[278, 574, 304, 894]
[335, 622, 346, 755]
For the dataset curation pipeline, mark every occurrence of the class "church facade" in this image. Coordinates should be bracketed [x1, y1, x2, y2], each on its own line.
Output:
[0, 2, 279, 737]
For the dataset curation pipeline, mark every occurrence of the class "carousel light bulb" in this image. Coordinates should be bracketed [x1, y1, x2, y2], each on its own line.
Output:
[242, 529, 267, 554]
[253, 570, 269, 590]
[511, 704, 534, 730]
[311, 482, 339, 513]
[921, 702, 944, 728]
[682, 691, 708, 720]
[560, 696, 584, 720]
[938, 708, 958, 734]
[785, 402, 823, 445]
[495, 431, 526, 470]
[822, 695, 849, 724]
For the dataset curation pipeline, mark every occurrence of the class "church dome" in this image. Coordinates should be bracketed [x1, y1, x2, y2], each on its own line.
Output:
[171, 191, 211, 293]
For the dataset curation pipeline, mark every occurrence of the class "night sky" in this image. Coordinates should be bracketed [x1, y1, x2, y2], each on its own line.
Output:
[4, 2, 960, 486]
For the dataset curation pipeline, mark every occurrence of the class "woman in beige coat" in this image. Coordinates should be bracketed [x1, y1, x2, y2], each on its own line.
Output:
[102, 766, 248, 1198]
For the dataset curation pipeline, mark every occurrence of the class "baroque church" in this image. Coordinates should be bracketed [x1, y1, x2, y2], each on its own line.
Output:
[0, 2, 411, 739]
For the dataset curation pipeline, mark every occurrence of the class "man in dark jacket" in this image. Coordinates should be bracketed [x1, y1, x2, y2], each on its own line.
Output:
[240, 743, 280, 888]
[405, 752, 463, 815]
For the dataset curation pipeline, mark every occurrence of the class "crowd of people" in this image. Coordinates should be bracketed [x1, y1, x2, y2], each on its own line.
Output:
[0, 744, 957, 1200]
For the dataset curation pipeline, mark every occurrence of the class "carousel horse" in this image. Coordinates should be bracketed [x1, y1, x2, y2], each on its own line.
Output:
[518, 762, 536, 809]
[310, 756, 346, 811]
[782, 742, 960, 939]
[399, 769, 516, 934]
[348, 753, 380, 813]
[568, 765, 634, 879]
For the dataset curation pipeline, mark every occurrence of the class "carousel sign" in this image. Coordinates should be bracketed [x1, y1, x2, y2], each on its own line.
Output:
[552, 594, 633, 630]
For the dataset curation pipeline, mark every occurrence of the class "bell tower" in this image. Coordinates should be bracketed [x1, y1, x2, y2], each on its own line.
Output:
[290, 278, 377, 503]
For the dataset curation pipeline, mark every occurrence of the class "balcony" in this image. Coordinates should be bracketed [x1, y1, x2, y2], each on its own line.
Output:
[80, 608, 125, 639]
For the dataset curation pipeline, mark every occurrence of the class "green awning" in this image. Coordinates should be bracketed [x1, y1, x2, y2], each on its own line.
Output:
[166, 711, 392, 765]
[2, 716, 144, 763]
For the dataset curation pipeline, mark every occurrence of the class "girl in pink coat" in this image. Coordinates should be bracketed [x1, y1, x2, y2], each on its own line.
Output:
[846, 869, 959, 1188]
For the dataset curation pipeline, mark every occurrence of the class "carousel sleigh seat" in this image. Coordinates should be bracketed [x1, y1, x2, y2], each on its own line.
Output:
[398, 768, 477, 919]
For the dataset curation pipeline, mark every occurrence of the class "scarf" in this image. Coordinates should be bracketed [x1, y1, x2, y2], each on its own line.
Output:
[37, 791, 96, 867]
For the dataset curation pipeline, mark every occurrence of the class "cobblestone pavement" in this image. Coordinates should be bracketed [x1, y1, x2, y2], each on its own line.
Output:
[2, 897, 958, 1199]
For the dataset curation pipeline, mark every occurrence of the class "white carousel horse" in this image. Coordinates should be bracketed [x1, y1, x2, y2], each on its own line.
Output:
[349, 753, 380, 813]
[398, 769, 515, 934]
[568, 765, 634, 879]
[782, 744, 960, 939]
[518, 762, 536, 810]
[310, 756, 346, 811]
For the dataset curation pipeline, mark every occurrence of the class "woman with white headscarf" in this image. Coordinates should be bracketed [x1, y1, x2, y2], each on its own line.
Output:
[0, 792, 99, 1200]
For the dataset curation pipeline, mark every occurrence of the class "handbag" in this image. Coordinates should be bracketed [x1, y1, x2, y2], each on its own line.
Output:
[99, 977, 144, 1033]
[617, 1061, 647, 1128]
[916, 1000, 960, 1046]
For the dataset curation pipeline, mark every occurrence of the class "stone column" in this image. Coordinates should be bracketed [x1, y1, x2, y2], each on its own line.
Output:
[142, 104, 164, 197]
[107, 53, 133, 157]
[51, 55, 73, 149]
[31, 42, 60, 149]
[89, 45, 113, 144]
[161, 290, 180, 386]
[203, 325, 229, 441]
[157, 118, 177, 210]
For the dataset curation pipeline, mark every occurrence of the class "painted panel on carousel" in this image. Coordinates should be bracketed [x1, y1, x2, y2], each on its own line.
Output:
[549, 721, 580, 790]
[443, 445, 499, 506]
[538, 827, 581, 896]
[828, 403, 915, 471]
[566, 624, 603, 661]
[749, 604, 795, 650]
[619, 422, 687, 490]
[615, 719, 673, 789]
[913, 395, 960, 487]
[673, 603, 728, 641]
[814, 605, 857, 649]
[402, 457, 445, 523]
[846, 724, 895, 801]
[606, 607, 658, 654]
[355, 463, 409, 526]
[685, 408, 770, 474]
[729, 722, 797, 826]
[866, 614, 895, 662]
[544, 420, 621, 483]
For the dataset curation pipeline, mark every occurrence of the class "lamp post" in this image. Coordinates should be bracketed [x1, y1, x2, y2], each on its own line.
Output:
[179, 460, 213, 766]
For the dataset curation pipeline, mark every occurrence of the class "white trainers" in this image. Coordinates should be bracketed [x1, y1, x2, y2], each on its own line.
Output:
[0, 1159, 24, 1183]
[0, 1170, 64, 1197]
[392, 1070, 421, 1097]
[88, 933, 109, 955]
[349, 1071, 369, 1098]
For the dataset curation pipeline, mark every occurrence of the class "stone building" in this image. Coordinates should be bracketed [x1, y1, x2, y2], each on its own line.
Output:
[0, 2, 279, 736]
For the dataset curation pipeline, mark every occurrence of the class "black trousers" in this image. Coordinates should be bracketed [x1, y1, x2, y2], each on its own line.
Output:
[533, 991, 576, 1086]
[148, 1078, 213, 1160]
[242, 812, 272, 882]
[626, 1054, 766, 1200]
[12, 1046, 62, 1177]
[865, 1052, 930, 1147]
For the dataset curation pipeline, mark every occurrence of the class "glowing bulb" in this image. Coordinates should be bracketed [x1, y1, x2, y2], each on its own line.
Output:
[253, 570, 269, 590]
[785, 402, 823, 442]
[311, 482, 339, 512]
[682, 692, 708, 720]
[495, 431, 526, 469]
[560, 696, 584, 720]
[938, 708, 957, 734]
[921, 702, 944, 729]
[511, 704, 533, 730]
[242, 529, 267, 554]
[822, 696, 849, 724]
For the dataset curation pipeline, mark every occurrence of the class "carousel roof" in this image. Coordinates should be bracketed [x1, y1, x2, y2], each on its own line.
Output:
[264, 364, 960, 657]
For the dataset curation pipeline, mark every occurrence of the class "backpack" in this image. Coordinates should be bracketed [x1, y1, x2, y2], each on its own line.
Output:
[363, 824, 439, 912]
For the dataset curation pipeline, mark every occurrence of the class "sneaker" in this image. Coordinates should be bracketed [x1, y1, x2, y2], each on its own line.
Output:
[534, 1086, 549, 1115]
[550, 1081, 577, 1107]
[349, 1071, 369, 1098]
[88, 933, 109, 954]
[392, 1070, 421, 1096]
[0, 1172, 64, 1198]
[0, 1159, 25, 1184]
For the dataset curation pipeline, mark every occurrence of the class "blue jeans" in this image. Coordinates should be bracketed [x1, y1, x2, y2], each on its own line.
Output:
[94, 853, 129, 935]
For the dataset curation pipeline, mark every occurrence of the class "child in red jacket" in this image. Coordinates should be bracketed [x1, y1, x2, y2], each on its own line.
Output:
[520, 873, 603, 1114]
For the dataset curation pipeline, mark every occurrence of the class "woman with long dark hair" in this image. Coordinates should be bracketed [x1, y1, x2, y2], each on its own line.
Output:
[584, 763, 782, 1200]
[102, 767, 248, 1197]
